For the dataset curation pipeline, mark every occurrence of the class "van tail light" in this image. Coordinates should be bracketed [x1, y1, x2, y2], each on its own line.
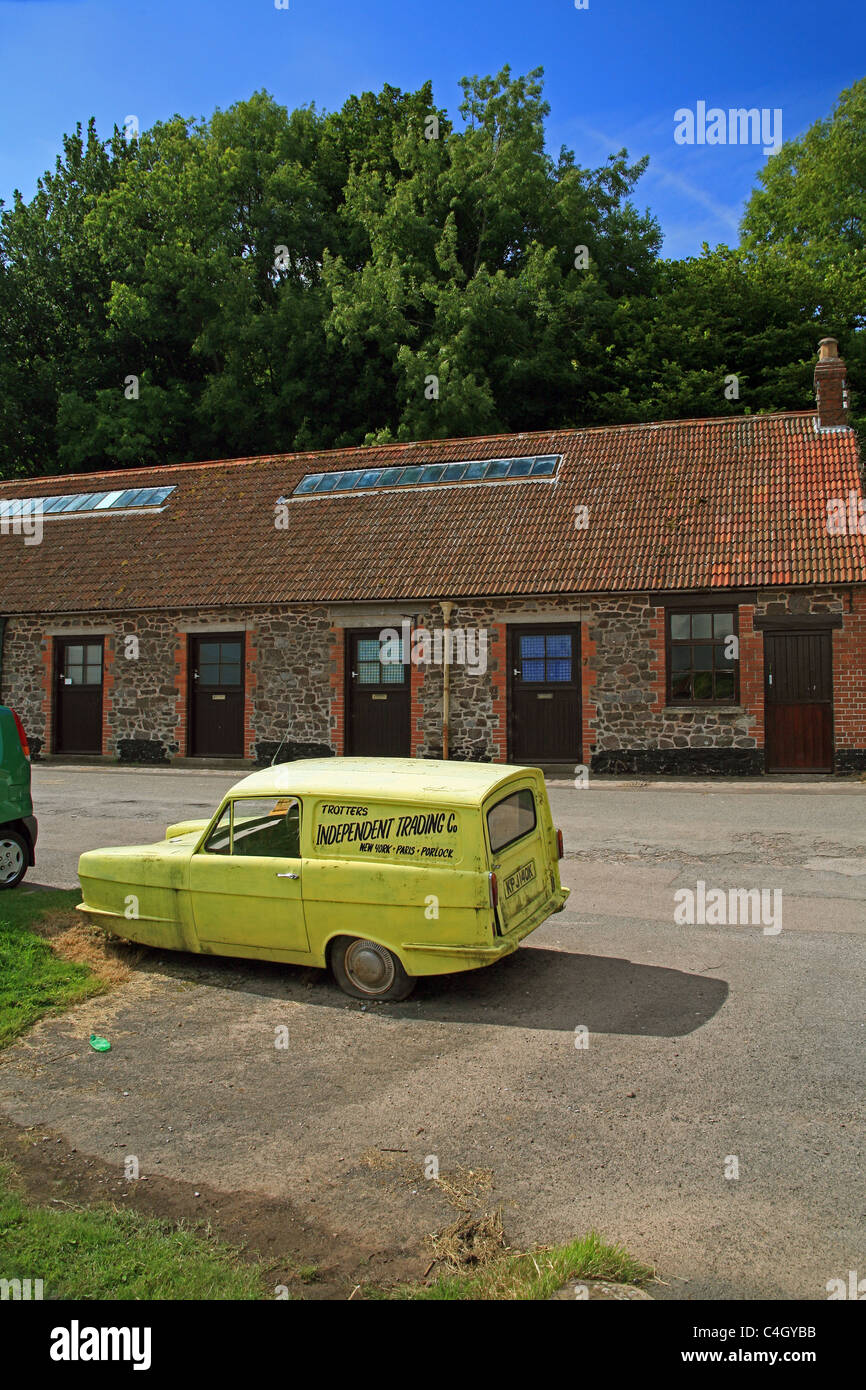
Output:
[488, 871, 498, 910]
[11, 708, 29, 758]
[556, 829, 564, 860]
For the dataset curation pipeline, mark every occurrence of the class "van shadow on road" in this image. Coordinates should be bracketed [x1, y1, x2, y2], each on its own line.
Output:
[411, 946, 729, 1035]
[131, 943, 729, 1037]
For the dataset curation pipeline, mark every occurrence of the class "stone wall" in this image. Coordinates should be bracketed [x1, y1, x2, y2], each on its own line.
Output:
[1, 606, 336, 764]
[251, 607, 335, 762]
[409, 602, 505, 761]
[407, 595, 760, 773]
[2, 616, 51, 758]
[2, 585, 863, 773]
[585, 596, 763, 775]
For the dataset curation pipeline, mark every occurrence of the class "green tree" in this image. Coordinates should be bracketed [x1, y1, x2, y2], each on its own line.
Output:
[739, 77, 866, 438]
[2, 70, 863, 480]
[325, 66, 662, 443]
[0, 121, 132, 477]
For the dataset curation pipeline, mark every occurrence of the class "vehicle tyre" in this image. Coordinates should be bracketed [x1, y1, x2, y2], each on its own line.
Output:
[0, 831, 28, 890]
[330, 937, 416, 1001]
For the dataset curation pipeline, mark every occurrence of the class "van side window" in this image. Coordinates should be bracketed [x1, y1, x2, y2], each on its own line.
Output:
[487, 789, 536, 854]
[232, 798, 301, 859]
[201, 798, 301, 857]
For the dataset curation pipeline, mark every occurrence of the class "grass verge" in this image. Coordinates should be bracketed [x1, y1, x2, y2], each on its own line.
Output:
[368, 1231, 653, 1300]
[0, 889, 110, 1049]
[0, 1162, 265, 1300]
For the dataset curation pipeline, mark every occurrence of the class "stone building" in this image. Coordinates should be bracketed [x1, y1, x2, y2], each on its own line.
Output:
[0, 339, 864, 775]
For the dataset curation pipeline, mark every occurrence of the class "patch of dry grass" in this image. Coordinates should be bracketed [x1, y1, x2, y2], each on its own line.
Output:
[361, 1149, 504, 1273]
[31, 909, 141, 985]
[370, 1231, 654, 1300]
[358, 1148, 653, 1299]
[426, 1208, 507, 1271]
[432, 1165, 494, 1213]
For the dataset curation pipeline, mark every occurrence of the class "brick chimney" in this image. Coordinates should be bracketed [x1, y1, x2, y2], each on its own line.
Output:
[814, 337, 848, 429]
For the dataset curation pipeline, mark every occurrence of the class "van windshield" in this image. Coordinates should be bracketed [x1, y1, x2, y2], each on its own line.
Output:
[487, 789, 536, 854]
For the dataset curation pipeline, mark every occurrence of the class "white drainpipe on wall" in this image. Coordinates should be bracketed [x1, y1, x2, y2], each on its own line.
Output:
[440, 601, 454, 759]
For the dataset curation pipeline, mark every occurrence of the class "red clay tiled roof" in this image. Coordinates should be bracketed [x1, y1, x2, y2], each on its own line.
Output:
[1, 412, 864, 614]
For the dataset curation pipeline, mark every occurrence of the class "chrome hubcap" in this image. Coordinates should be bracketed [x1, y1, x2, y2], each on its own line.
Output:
[0, 839, 24, 884]
[344, 940, 396, 995]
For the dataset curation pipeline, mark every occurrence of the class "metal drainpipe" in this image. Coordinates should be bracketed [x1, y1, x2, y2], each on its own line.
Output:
[0, 616, 6, 703]
[440, 601, 454, 759]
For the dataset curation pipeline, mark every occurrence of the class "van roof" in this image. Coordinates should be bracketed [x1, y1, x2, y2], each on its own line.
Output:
[230, 757, 532, 806]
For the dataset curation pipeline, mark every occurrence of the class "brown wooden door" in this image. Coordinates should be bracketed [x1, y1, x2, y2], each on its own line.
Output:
[764, 630, 833, 771]
[55, 637, 103, 753]
[190, 634, 245, 757]
[509, 625, 581, 763]
[346, 630, 410, 757]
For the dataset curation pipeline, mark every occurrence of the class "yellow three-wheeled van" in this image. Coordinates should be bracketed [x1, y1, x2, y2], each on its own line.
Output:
[78, 758, 569, 1000]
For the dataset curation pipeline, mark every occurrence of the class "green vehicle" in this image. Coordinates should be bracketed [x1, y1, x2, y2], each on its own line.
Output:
[0, 705, 37, 889]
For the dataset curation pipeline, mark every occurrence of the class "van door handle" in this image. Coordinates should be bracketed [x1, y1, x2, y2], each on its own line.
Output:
[276, 872, 300, 879]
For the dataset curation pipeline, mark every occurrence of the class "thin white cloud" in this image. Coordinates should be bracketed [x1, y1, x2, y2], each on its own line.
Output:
[643, 162, 741, 232]
[567, 119, 742, 235]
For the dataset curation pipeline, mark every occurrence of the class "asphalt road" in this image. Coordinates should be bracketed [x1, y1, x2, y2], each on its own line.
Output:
[3, 764, 865, 1299]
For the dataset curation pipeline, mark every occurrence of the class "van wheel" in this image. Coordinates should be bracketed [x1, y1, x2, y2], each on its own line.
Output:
[330, 938, 416, 1002]
[0, 831, 28, 890]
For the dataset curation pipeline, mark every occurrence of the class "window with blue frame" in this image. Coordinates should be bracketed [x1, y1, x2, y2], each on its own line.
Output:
[519, 632, 573, 683]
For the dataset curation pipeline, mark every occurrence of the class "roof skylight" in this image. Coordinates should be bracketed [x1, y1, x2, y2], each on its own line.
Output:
[0, 485, 175, 518]
[292, 454, 560, 496]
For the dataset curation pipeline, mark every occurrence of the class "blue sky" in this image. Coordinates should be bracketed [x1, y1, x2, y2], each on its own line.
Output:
[0, 0, 863, 258]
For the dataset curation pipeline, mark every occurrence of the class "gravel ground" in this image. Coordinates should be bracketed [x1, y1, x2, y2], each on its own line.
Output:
[1, 765, 863, 1299]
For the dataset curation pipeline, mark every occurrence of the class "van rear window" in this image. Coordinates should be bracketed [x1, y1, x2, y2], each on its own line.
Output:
[487, 789, 536, 854]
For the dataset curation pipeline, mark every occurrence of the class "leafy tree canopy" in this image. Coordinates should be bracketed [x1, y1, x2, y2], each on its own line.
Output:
[0, 69, 863, 478]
